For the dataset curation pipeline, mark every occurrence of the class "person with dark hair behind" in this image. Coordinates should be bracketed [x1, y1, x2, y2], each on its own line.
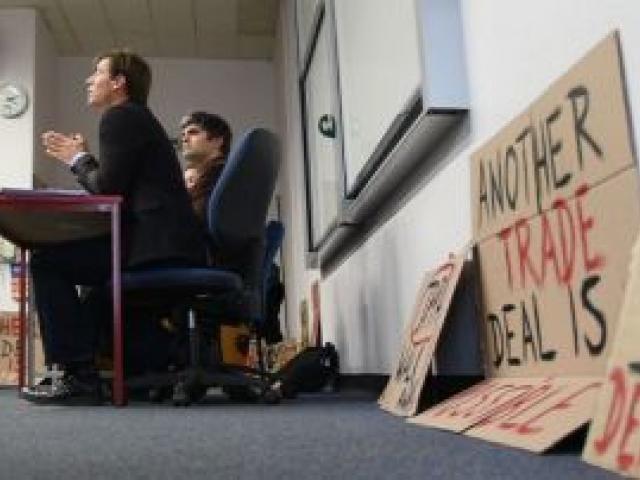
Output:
[159, 112, 233, 372]
[22, 49, 206, 405]
[180, 111, 233, 225]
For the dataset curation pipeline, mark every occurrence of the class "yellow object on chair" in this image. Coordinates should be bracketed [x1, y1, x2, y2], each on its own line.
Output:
[220, 325, 250, 366]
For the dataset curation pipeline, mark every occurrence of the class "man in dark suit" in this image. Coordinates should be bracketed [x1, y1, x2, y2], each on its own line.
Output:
[22, 50, 206, 405]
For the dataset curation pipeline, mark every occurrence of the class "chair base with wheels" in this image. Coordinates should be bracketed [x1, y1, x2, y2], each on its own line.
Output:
[119, 128, 282, 406]
[121, 269, 281, 406]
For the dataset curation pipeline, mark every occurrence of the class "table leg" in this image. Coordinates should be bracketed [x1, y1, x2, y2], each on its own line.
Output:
[111, 204, 125, 406]
[18, 248, 27, 390]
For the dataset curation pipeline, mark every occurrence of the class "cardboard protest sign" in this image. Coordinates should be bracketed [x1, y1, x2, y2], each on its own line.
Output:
[478, 168, 640, 378]
[0, 260, 45, 385]
[583, 235, 640, 477]
[0, 312, 21, 383]
[0, 262, 35, 385]
[0, 264, 17, 311]
[379, 254, 464, 416]
[471, 31, 634, 244]
[465, 377, 600, 452]
[310, 281, 322, 347]
[299, 299, 310, 348]
[411, 376, 600, 452]
[412, 31, 640, 453]
[410, 378, 540, 432]
[471, 31, 639, 380]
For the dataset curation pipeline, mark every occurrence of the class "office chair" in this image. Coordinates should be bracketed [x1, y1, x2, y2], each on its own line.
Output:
[121, 128, 281, 405]
[221, 219, 284, 402]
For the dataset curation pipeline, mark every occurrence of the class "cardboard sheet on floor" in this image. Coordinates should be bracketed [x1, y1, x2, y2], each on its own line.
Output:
[411, 376, 600, 452]
[411, 31, 640, 453]
[379, 254, 464, 416]
[410, 378, 542, 432]
[583, 235, 640, 477]
[464, 377, 600, 452]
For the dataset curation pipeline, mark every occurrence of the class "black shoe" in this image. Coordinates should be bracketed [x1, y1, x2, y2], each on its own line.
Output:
[31, 367, 65, 392]
[20, 371, 104, 406]
[30, 377, 52, 392]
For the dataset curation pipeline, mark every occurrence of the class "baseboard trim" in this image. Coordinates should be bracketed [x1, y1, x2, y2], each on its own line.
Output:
[336, 374, 485, 408]
[337, 374, 389, 394]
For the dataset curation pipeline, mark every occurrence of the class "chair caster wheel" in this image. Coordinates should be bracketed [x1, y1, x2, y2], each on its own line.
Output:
[223, 385, 259, 402]
[190, 385, 208, 403]
[148, 386, 170, 403]
[272, 380, 296, 399]
[172, 381, 207, 406]
[100, 380, 113, 401]
[172, 382, 191, 407]
[262, 387, 281, 405]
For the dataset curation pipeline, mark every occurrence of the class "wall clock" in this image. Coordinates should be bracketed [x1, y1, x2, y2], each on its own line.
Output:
[0, 83, 29, 119]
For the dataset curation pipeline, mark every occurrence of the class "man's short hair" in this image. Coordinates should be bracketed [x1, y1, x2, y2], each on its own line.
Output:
[95, 49, 151, 105]
[181, 111, 233, 156]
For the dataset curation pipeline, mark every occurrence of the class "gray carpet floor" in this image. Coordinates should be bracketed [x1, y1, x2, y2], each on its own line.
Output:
[0, 388, 615, 480]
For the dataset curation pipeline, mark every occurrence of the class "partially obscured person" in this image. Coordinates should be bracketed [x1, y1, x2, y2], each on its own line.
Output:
[180, 112, 232, 223]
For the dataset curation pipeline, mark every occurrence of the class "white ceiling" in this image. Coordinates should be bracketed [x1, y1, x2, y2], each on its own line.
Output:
[0, 0, 280, 60]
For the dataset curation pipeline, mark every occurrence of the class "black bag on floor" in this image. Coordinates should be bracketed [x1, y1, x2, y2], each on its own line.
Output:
[275, 342, 339, 398]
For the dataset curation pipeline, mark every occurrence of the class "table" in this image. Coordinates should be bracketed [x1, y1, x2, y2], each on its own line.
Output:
[0, 189, 125, 406]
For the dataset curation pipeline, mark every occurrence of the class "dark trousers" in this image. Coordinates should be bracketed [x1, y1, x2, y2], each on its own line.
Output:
[31, 236, 111, 366]
[31, 236, 176, 373]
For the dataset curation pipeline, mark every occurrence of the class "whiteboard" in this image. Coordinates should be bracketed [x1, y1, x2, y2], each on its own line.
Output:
[333, 0, 421, 194]
[303, 14, 342, 246]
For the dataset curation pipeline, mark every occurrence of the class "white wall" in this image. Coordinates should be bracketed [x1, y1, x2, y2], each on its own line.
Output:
[150, 58, 276, 140]
[0, 9, 36, 189]
[33, 12, 59, 188]
[276, 0, 640, 373]
[274, 0, 319, 338]
[46, 57, 276, 188]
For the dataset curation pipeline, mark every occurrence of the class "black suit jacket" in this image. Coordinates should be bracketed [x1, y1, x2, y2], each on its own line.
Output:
[71, 101, 206, 267]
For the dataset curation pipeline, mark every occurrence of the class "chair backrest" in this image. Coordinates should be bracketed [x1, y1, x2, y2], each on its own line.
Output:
[207, 128, 279, 251]
[206, 128, 279, 318]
